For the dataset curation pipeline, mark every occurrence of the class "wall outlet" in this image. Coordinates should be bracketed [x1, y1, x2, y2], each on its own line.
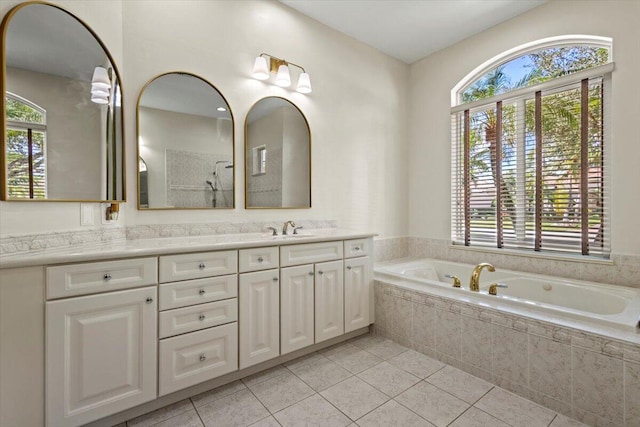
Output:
[80, 203, 94, 226]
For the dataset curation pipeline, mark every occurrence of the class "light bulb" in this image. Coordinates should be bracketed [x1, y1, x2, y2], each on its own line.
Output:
[251, 56, 270, 80]
[296, 73, 312, 94]
[275, 64, 291, 87]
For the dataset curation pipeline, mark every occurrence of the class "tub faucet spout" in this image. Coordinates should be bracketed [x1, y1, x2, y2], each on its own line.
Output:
[469, 263, 495, 292]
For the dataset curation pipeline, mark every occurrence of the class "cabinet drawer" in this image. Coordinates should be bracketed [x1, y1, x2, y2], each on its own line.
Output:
[159, 275, 237, 310]
[159, 251, 237, 283]
[280, 241, 343, 267]
[239, 247, 279, 273]
[46, 257, 158, 299]
[344, 238, 370, 258]
[159, 323, 238, 396]
[159, 299, 238, 339]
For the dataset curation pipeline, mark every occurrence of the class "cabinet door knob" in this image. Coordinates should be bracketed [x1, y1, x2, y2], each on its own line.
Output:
[318, 271, 324, 275]
[347, 266, 352, 270]
[354, 246, 361, 251]
[199, 354, 206, 362]
[257, 256, 264, 263]
[199, 289, 206, 296]
[198, 263, 206, 269]
[145, 297, 154, 304]
[273, 277, 279, 282]
[199, 314, 206, 321]
[308, 272, 314, 276]
[103, 273, 111, 281]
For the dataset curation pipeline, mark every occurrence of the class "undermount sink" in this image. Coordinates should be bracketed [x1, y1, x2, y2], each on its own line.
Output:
[265, 234, 315, 240]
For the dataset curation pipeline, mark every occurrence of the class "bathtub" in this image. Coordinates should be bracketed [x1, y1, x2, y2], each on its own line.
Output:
[375, 258, 640, 333]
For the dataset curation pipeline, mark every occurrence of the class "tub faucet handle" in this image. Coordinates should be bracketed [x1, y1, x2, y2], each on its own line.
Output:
[488, 283, 508, 296]
[444, 274, 461, 288]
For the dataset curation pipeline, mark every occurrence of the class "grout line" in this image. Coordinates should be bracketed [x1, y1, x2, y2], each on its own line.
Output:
[547, 413, 558, 427]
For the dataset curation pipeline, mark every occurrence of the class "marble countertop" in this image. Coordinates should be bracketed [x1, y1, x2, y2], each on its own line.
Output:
[0, 229, 377, 269]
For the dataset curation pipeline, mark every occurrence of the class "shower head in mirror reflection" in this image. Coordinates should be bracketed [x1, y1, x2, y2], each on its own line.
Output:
[251, 53, 312, 94]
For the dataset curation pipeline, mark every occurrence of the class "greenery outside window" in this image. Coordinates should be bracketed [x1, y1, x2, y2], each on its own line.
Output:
[5, 93, 47, 199]
[451, 37, 612, 257]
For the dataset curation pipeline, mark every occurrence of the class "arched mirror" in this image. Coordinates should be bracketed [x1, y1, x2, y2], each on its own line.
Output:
[245, 97, 310, 209]
[1, 2, 124, 201]
[137, 72, 234, 209]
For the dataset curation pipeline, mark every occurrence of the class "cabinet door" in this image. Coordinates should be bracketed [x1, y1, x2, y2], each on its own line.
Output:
[344, 257, 371, 333]
[280, 265, 315, 354]
[315, 260, 344, 343]
[46, 287, 157, 427]
[239, 269, 280, 369]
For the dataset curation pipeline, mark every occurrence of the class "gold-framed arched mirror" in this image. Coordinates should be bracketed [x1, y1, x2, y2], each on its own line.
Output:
[1, 1, 124, 201]
[137, 72, 234, 209]
[245, 97, 311, 209]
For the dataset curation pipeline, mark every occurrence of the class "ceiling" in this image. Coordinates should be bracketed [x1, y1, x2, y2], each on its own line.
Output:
[280, 0, 547, 64]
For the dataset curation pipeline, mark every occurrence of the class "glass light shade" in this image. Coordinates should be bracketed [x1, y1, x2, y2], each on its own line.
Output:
[91, 66, 111, 90]
[91, 84, 109, 96]
[91, 93, 109, 104]
[275, 64, 291, 87]
[251, 56, 270, 80]
[296, 73, 312, 94]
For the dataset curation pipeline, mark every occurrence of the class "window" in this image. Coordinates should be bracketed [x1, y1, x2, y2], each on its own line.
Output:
[5, 93, 47, 198]
[451, 37, 612, 257]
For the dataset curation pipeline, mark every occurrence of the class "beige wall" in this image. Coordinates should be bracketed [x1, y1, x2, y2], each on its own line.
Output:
[408, 0, 640, 257]
[0, 0, 409, 237]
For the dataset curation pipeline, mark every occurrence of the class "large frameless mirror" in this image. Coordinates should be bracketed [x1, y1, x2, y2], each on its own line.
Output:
[1, 2, 124, 201]
[245, 97, 310, 209]
[137, 72, 234, 209]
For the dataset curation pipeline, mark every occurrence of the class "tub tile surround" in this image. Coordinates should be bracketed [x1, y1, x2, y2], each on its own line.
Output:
[372, 280, 640, 427]
[0, 220, 338, 256]
[373, 236, 640, 289]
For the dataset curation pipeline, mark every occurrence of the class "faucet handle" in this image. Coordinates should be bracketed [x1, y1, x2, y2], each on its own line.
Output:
[266, 226, 278, 236]
[293, 225, 303, 235]
[488, 283, 508, 295]
[444, 274, 461, 288]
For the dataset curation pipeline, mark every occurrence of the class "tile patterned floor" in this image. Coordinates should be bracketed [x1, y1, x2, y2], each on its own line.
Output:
[119, 334, 588, 427]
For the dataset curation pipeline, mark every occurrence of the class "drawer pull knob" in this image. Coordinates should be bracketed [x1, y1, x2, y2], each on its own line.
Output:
[199, 354, 206, 362]
[273, 277, 279, 282]
[198, 263, 206, 269]
[145, 297, 154, 304]
[347, 266, 352, 270]
[199, 314, 206, 321]
[199, 289, 206, 296]
[308, 272, 314, 276]
[318, 271, 324, 275]
[258, 256, 264, 263]
[103, 273, 111, 281]
[355, 246, 361, 251]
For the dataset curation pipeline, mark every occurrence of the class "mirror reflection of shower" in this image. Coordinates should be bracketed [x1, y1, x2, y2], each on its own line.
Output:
[208, 160, 233, 207]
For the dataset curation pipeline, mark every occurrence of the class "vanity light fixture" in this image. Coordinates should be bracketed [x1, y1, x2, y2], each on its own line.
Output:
[217, 107, 227, 112]
[90, 66, 112, 104]
[251, 53, 312, 94]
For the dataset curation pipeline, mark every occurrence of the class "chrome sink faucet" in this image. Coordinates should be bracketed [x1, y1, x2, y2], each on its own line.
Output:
[282, 221, 296, 235]
[469, 263, 495, 292]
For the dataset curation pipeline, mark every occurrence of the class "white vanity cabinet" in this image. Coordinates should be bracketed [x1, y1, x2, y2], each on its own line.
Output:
[280, 264, 315, 354]
[314, 259, 345, 342]
[158, 251, 239, 396]
[344, 256, 371, 332]
[46, 286, 158, 427]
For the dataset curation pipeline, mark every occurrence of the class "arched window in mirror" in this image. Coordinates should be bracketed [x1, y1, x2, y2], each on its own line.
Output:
[5, 93, 47, 199]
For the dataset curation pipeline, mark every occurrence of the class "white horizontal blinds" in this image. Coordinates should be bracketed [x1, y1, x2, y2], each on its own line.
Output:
[451, 73, 609, 257]
[5, 127, 46, 199]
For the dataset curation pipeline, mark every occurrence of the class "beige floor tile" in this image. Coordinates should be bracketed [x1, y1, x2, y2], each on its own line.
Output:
[356, 400, 434, 427]
[448, 407, 509, 427]
[349, 334, 387, 351]
[249, 415, 282, 426]
[387, 349, 445, 379]
[320, 376, 389, 420]
[151, 410, 203, 427]
[191, 380, 247, 408]
[322, 343, 383, 374]
[357, 361, 421, 397]
[274, 394, 351, 427]
[549, 414, 589, 427]
[197, 389, 269, 427]
[283, 351, 325, 370]
[474, 387, 555, 427]
[365, 339, 409, 360]
[242, 365, 289, 388]
[288, 354, 352, 391]
[127, 399, 194, 427]
[425, 366, 492, 404]
[248, 371, 315, 413]
[395, 381, 469, 427]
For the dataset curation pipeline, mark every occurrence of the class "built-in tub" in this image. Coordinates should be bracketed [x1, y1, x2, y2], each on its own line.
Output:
[375, 258, 640, 333]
